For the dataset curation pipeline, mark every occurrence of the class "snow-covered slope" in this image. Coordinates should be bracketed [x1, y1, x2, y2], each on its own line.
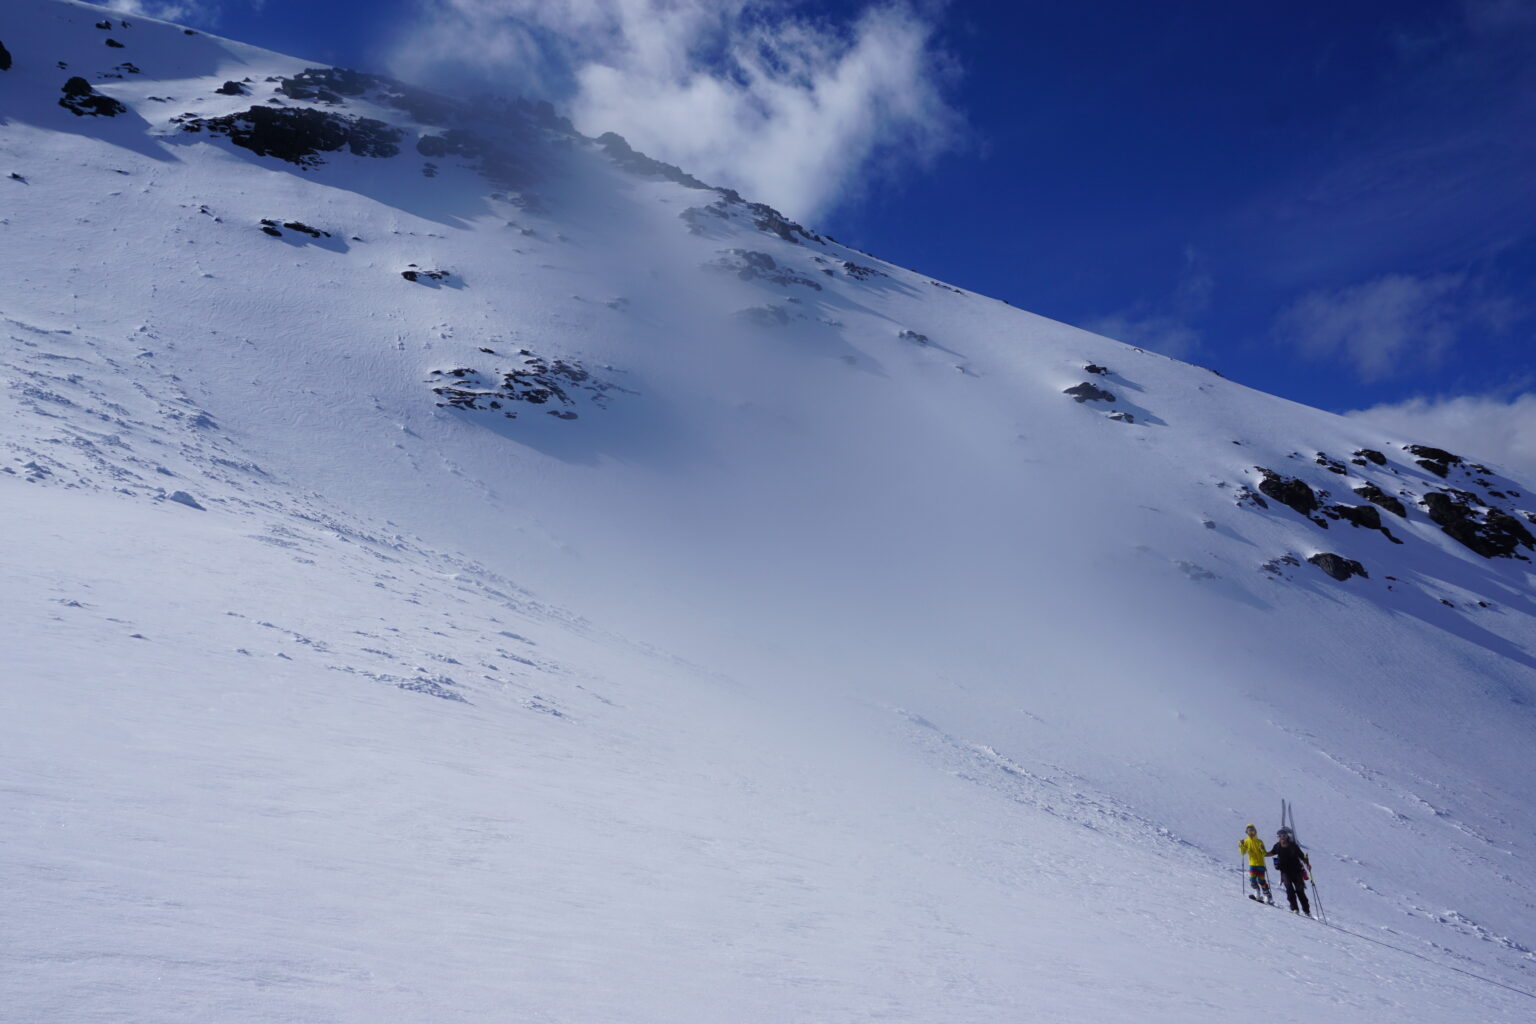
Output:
[3, 3, 1535, 1020]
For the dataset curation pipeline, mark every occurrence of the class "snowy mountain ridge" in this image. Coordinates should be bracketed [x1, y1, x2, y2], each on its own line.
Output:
[3, 3, 1535, 1021]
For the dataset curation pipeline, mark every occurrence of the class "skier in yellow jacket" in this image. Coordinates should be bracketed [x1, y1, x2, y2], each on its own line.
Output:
[1240, 823, 1274, 903]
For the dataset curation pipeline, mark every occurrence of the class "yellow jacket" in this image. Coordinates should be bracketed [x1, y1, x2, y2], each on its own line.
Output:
[1239, 836, 1268, 866]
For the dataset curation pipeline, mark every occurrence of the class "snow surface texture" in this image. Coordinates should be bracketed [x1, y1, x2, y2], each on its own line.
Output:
[3, 3, 1535, 1021]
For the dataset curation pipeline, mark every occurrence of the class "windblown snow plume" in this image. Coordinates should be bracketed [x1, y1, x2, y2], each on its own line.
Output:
[388, 0, 960, 218]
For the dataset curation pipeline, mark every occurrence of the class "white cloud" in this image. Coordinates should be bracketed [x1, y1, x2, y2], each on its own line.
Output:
[1271, 272, 1504, 382]
[103, 0, 205, 19]
[386, 1, 960, 221]
[1082, 249, 1212, 360]
[1345, 392, 1536, 483]
[101, 0, 264, 25]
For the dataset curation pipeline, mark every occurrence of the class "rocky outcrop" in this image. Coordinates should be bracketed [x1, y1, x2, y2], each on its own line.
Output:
[177, 107, 402, 166]
[1420, 491, 1535, 559]
[1308, 553, 1367, 581]
[1326, 503, 1402, 544]
[1064, 382, 1114, 404]
[1352, 482, 1406, 518]
[1406, 444, 1462, 479]
[597, 131, 711, 190]
[59, 77, 126, 117]
[0, 40, 12, 72]
[259, 219, 330, 239]
[707, 250, 821, 290]
[1352, 448, 1386, 466]
[215, 80, 247, 96]
[1314, 452, 1346, 475]
[1255, 469, 1319, 518]
[429, 354, 626, 419]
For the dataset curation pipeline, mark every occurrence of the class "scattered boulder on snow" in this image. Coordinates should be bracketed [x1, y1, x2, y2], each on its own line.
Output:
[1420, 490, 1536, 560]
[1063, 382, 1115, 403]
[0, 40, 11, 72]
[1261, 553, 1302, 576]
[1255, 469, 1320, 518]
[898, 329, 929, 344]
[176, 107, 403, 166]
[707, 249, 822, 290]
[1406, 444, 1462, 478]
[215, 80, 247, 96]
[1353, 482, 1407, 518]
[429, 353, 626, 419]
[59, 77, 127, 117]
[1084, 363, 1110, 375]
[401, 266, 450, 283]
[166, 490, 206, 510]
[260, 219, 330, 239]
[1308, 552, 1368, 581]
[105, 38, 125, 49]
[1314, 452, 1347, 475]
[1108, 411, 1136, 424]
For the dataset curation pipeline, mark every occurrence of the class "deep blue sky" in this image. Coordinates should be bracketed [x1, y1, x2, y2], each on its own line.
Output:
[169, 0, 1534, 418]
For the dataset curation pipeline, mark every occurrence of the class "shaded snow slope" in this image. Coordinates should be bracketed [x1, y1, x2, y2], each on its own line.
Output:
[3, 2, 1535, 1020]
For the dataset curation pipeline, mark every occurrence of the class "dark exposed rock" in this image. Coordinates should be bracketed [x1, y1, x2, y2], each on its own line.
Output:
[1308, 553, 1368, 581]
[1064, 382, 1114, 403]
[1255, 469, 1319, 517]
[1108, 411, 1135, 423]
[178, 106, 402, 165]
[0, 40, 11, 72]
[278, 67, 376, 103]
[1314, 452, 1347, 475]
[105, 38, 125, 49]
[166, 490, 205, 510]
[1353, 448, 1386, 466]
[430, 354, 626, 418]
[1235, 486, 1269, 510]
[402, 268, 449, 283]
[215, 80, 247, 96]
[1420, 490, 1535, 559]
[1261, 553, 1302, 575]
[59, 77, 126, 117]
[707, 249, 821, 290]
[1084, 364, 1110, 375]
[840, 260, 885, 281]
[284, 221, 327, 237]
[259, 221, 282, 236]
[1406, 444, 1462, 478]
[96, 20, 112, 29]
[596, 131, 711, 189]
[1327, 503, 1403, 543]
[898, 330, 929, 344]
[1352, 482, 1406, 518]
[745, 199, 821, 244]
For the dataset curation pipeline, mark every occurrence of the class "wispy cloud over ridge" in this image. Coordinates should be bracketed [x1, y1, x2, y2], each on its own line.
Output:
[1346, 391, 1536, 482]
[387, 0, 961, 220]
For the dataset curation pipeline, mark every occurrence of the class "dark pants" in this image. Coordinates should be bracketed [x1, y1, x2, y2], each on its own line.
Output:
[1281, 871, 1310, 914]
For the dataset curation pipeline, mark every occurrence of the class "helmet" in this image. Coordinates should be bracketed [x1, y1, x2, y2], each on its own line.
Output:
[1245, 823, 1257, 831]
[1277, 827, 1293, 838]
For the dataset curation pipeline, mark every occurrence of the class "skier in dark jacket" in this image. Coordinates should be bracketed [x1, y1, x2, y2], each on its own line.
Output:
[1269, 827, 1311, 915]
